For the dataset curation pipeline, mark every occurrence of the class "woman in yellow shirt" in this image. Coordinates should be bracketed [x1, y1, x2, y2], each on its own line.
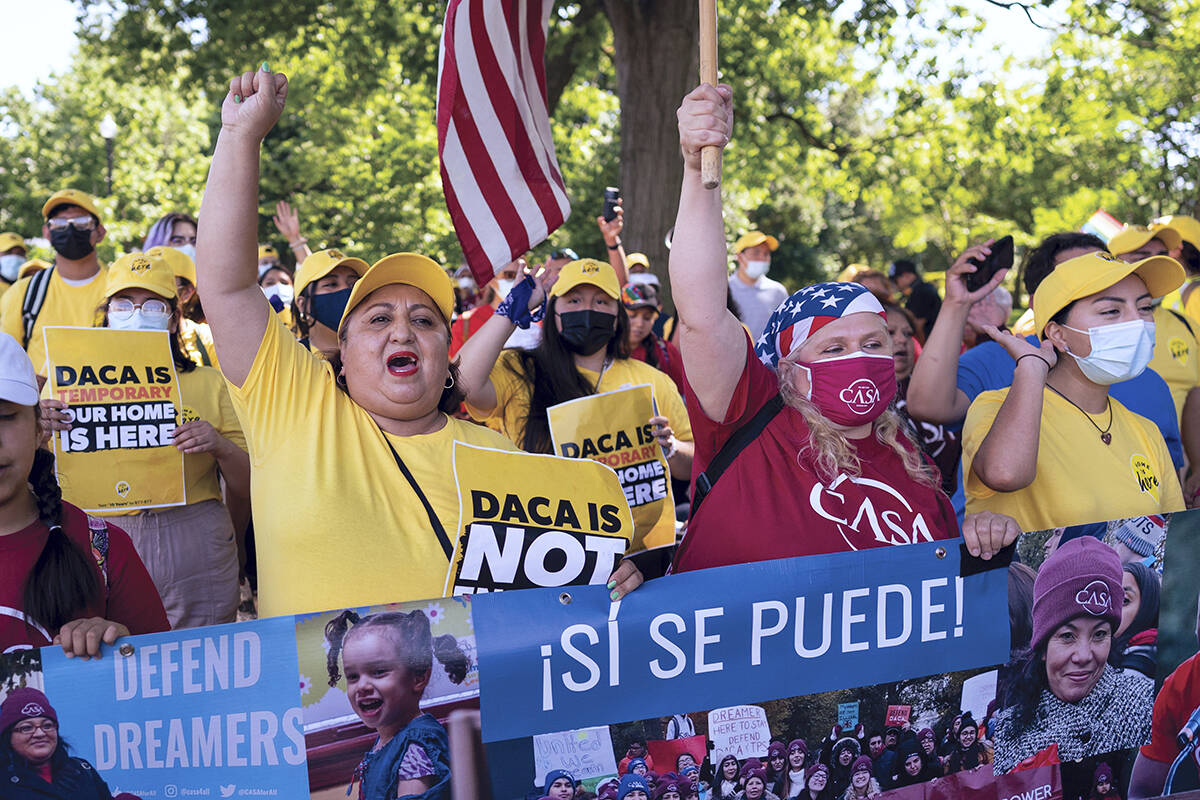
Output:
[963, 251, 1186, 530]
[194, 65, 641, 615]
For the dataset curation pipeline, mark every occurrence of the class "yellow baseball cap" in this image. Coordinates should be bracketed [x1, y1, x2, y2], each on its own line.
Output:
[42, 189, 101, 221]
[550, 258, 620, 300]
[0, 233, 24, 252]
[733, 231, 779, 254]
[258, 245, 279, 262]
[296, 248, 370, 296]
[339, 253, 454, 331]
[1034, 250, 1184, 336]
[626, 252, 650, 271]
[1152, 216, 1200, 249]
[105, 252, 178, 301]
[145, 246, 196, 286]
[17, 259, 49, 280]
[1108, 225, 1182, 256]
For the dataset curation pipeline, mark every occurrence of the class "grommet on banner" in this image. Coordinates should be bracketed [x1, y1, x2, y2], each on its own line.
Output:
[935, 547, 947, 559]
[119, 643, 135, 657]
[559, 592, 572, 605]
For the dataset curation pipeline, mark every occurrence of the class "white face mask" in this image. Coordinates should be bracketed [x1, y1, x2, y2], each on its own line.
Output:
[262, 283, 295, 306]
[0, 254, 22, 282]
[744, 259, 770, 279]
[173, 243, 196, 261]
[494, 278, 516, 300]
[1062, 319, 1155, 385]
[108, 308, 172, 331]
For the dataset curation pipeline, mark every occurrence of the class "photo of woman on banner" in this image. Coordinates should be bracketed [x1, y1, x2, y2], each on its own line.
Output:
[780, 740, 808, 798]
[824, 738, 860, 799]
[942, 712, 991, 773]
[195, 66, 643, 615]
[41, 251, 250, 629]
[715, 753, 742, 800]
[962, 251, 1186, 531]
[801, 763, 831, 800]
[991, 537, 1155, 772]
[0, 332, 168, 655]
[1112, 560, 1160, 680]
[667, 83, 1018, 572]
[838, 756, 878, 800]
[0, 687, 121, 799]
[324, 608, 472, 800]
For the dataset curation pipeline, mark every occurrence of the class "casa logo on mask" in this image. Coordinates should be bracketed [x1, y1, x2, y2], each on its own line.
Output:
[1074, 580, 1112, 616]
[1170, 337, 1190, 365]
[1130, 454, 1160, 503]
[130, 256, 151, 274]
[839, 379, 881, 415]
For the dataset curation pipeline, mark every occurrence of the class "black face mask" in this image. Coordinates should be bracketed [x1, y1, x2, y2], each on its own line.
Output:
[310, 287, 352, 331]
[558, 309, 616, 355]
[49, 226, 95, 260]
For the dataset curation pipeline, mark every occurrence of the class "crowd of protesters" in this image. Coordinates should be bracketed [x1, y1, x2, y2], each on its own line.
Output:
[0, 66, 1196, 799]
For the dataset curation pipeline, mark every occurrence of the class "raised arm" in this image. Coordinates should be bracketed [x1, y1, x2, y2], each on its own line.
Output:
[598, 201, 628, 286]
[195, 65, 289, 387]
[670, 84, 744, 421]
[906, 241, 1008, 424]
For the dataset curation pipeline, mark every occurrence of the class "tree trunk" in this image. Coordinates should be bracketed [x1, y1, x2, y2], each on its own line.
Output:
[603, 0, 699, 312]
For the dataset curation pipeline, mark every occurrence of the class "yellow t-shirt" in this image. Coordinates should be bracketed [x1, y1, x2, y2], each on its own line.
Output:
[0, 268, 108, 374]
[181, 318, 220, 368]
[466, 350, 693, 451]
[228, 311, 519, 617]
[1149, 305, 1200, 419]
[0, 279, 11, 300]
[962, 387, 1184, 530]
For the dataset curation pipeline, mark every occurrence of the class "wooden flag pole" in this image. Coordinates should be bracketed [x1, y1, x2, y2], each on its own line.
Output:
[698, 0, 722, 189]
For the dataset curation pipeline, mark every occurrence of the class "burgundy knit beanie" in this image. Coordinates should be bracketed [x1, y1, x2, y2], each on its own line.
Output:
[0, 688, 58, 734]
[1031, 536, 1122, 648]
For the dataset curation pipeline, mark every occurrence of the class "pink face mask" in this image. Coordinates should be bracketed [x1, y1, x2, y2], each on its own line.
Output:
[797, 351, 897, 426]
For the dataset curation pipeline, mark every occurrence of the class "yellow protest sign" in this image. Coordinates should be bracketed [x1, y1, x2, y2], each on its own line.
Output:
[547, 384, 676, 552]
[43, 327, 186, 512]
[445, 442, 634, 595]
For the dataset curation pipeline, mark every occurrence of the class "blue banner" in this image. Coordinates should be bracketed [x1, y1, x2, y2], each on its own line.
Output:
[41, 616, 309, 798]
[473, 541, 1008, 742]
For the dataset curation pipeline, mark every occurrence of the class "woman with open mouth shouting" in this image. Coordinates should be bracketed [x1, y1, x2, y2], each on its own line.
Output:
[196, 65, 642, 616]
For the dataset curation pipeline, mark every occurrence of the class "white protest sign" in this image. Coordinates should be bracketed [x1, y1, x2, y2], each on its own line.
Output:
[960, 669, 998, 722]
[708, 705, 770, 760]
[533, 725, 618, 784]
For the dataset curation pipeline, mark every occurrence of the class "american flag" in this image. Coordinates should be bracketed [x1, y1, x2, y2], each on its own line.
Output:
[436, 0, 571, 287]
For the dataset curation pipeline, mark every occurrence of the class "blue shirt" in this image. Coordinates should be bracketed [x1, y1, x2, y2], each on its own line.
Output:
[950, 337, 1183, 522]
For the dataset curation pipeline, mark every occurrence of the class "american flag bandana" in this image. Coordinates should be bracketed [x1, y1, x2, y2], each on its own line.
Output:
[754, 281, 887, 369]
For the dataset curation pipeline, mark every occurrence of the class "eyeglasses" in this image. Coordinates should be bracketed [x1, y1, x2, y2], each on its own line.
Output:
[47, 217, 96, 232]
[13, 720, 57, 736]
[168, 234, 197, 246]
[108, 298, 170, 319]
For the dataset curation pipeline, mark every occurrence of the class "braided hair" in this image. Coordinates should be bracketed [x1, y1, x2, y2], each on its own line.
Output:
[23, 446, 101, 632]
[324, 609, 471, 688]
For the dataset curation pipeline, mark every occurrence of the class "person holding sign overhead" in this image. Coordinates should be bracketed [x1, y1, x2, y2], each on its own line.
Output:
[0, 333, 167, 655]
[962, 251, 1186, 531]
[195, 64, 642, 615]
[42, 252, 250, 629]
[668, 84, 1015, 572]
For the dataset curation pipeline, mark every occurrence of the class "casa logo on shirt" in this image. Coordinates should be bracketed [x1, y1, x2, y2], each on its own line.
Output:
[1130, 454, 1160, 503]
[1074, 580, 1112, 616]
[839, 379, 881, 415]
[808, 473, 935, 550]
[115, 480, 131, 498]
[1170, 336, 1190, 365]
[178, 405, 200, 424]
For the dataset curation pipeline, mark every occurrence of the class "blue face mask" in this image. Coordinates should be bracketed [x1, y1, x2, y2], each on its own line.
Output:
[310, 287, 352, 331]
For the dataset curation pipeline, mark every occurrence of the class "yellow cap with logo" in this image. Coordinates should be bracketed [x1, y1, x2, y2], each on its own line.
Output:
[105, 252, 178, 301]
[550, 258, 621, 300]
[258, 245, 279, 262]
[1033, 250, 1184, 336]
[42, 189, 101, 221]
[296, 248, 370, 296]
[339, 253, 455, 331]
[626, 252, 650, 271]
[1108, 225, 1182, 256]
[0, 233, 24, 252]
[733, 231, 779, 254]
[145, 246, 196, 286]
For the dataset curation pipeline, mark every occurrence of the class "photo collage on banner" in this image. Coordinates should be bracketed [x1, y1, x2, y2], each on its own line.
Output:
[3, 512, 1199, 799]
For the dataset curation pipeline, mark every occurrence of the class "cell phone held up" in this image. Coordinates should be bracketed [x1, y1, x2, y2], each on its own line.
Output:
[965, 235, 1014, 293]
[602, 187, 620, 222]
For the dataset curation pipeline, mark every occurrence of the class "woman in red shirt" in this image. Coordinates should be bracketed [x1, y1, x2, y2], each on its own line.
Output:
[669, 84, 1016, 570]
[0, 333, 168, 655]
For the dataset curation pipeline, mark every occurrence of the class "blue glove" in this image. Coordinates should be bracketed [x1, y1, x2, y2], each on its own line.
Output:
[495, 275, 546, 329]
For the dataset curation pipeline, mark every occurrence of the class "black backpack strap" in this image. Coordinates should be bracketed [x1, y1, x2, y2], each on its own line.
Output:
[690, 394, 784, 518]
[21, 266, 55, 348]
[1168, 308, 1195, 338]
